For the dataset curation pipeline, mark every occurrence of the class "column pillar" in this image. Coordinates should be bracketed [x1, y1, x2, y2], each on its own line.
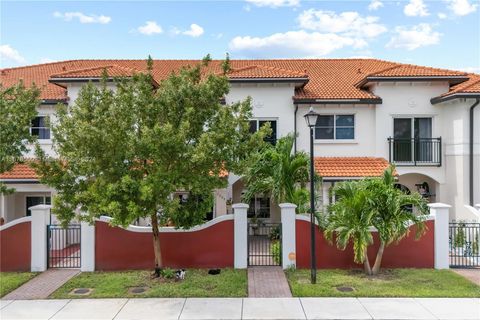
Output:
[233, 203, 248, 269]
[80, 214, 95, 272]
[280, 203, 297, 269]
[30, 204, 51, 272]
[428, 203, 451, 269]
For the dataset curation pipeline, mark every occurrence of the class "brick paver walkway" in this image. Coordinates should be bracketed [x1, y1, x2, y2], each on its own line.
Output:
[247, 266, 292, 297]
[2, 269, 80, 300]
[452, 268, 480, 285]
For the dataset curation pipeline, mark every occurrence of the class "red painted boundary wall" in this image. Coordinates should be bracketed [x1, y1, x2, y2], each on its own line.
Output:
[296, 219, 435, 269]
[95, 219, 234, 270]
[0, 221, 31, 272]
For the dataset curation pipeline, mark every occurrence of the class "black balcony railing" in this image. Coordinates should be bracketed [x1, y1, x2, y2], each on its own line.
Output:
[388, 137, 442, 166]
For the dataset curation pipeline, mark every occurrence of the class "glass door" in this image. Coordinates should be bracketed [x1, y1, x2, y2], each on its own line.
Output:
[393, 118, 412, 162]
[414, 118, 432, 162]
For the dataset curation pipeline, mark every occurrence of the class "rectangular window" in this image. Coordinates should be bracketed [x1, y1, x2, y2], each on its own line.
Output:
[31, 116, 50, 139]
[249, 119, 277, 145]
[315, 114, 354, 140]
[247, 195, 271, 219]
[25, 196, 51, 217]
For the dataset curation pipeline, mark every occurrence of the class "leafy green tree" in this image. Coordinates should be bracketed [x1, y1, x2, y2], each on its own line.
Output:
[34, 58, 266, 276]
[0, 82, 39, 194]
[242, 134, 310, 213]
[325, 180, 375, 274]
[325, 166, 429, 275]
[366, 166, 428, 274]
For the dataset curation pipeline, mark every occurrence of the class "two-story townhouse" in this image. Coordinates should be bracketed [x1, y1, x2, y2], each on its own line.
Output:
[1, 59, 479, 224]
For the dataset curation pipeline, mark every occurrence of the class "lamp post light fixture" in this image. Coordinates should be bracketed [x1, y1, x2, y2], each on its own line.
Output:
[304, 106, 319, 284]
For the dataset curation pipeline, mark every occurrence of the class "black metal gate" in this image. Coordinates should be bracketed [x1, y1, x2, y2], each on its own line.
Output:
[47, 224, 81, 268]
[449, 222, 480, 268]
[247, 222, 281, 266]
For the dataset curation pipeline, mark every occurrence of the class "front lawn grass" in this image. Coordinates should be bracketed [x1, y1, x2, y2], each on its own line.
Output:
[50, 269, 247, 298]
[0, 272, 37, 297]
[287, 269, 480, 297]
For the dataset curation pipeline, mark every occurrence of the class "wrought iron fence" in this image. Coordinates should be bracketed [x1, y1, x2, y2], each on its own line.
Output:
[47, 224, 81, 268]
[247, 222, 282, 266]
[449, 222, 480, 268]
[388, 137, 441, 166]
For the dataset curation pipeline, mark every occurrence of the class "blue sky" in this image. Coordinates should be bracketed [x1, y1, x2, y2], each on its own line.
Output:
[1, 0, 479, 72]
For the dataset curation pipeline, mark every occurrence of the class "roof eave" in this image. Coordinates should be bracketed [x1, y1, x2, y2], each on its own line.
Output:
[49, 76, 160, 88]
[293, 98, 382, 105]
[229, 77, 309, 87]
[0, 179, 40, 184]
[365, 76, 469, 85]
[41, 99, 67, 105]
[431, 93, 480, 104]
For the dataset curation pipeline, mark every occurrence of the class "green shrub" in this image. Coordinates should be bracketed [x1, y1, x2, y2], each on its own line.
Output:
[271, 240, 281, 264]
[269, 226, 280, 240]
[454, 224, 466, 248]
[161, 268, 175, 279]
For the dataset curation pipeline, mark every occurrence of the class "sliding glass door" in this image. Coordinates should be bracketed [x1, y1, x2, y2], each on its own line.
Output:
[393, 117, 432, 162]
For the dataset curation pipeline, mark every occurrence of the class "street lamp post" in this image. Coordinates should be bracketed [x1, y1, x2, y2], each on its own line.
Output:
[304, 107, 319, 284]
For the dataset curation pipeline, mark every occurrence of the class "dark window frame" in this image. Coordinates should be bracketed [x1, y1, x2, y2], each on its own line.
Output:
[315, 114, 355, 140]
[248, 118, 278, 145]
[30, 116, 51, 140]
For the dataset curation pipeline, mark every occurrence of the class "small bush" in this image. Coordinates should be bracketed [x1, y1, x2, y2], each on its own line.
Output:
[269, 226, 280, 240]
[161, 268, 175, 279]
[271, 240, 281, 264]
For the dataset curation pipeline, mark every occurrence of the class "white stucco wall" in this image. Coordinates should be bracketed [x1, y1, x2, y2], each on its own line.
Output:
[437, 98, 480, 220]
[226, 83, 296, 139]
[296, 104, 376, 156]
[24, 104, 57, 158]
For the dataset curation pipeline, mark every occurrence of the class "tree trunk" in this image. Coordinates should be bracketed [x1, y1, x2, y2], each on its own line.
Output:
[371, 242, 385, 275]
[363, 249, 372, 276]
[151, 212, 163, 278]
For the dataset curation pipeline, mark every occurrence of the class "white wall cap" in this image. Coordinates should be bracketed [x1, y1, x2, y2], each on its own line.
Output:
[279, 203, 297, 209]
[428, 203, 452, 209]
[29, 204, 52, 211]
[0, 216, 32, 231]
[232, 203, 249, 209]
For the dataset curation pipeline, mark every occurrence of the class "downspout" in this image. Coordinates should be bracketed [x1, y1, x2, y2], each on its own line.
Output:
[469, 99, 480, 205]
[294, 104, 298, 153]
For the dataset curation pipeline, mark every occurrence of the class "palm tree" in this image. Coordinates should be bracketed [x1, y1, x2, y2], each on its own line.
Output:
[325, 166, 429, 275]
[242, 134, 309, 212]
[366, 166, 429, 274]
[325, 180, 376, 274]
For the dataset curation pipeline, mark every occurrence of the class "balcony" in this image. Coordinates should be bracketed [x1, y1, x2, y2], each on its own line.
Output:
[388, 137, 442, 167]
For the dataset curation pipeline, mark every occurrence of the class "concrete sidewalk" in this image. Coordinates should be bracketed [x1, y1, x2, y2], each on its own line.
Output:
[1, 297, 479, 320]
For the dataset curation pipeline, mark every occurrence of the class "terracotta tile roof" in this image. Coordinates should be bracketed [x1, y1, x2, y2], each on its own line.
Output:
[0, 162, 38, 180]
[1, 59, 478, 102]
[367, 64, 468, 77]
[440, 75, 480, 97]
[314, 157, 390, 178]
[51, 65, 140, 79]
[226, 65, 308, 79]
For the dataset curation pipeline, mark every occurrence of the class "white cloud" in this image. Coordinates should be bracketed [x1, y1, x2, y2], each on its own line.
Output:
[229, 30, 367, 58]
[387, 23, 441, 50]
[53, 11, 111, 24]
[40, 58, 56, 64]
[298, 9, 387, 38]
[0, 44, 26, 64]
[245, 0, 300, 8]
[404, 0, 430, 16]
[368, 0, 384, 11]
[446, 0, 478, 16]
[137, 21, 163, 35]
[437, 12, 448, 19]
[183, 24, 204, 37]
